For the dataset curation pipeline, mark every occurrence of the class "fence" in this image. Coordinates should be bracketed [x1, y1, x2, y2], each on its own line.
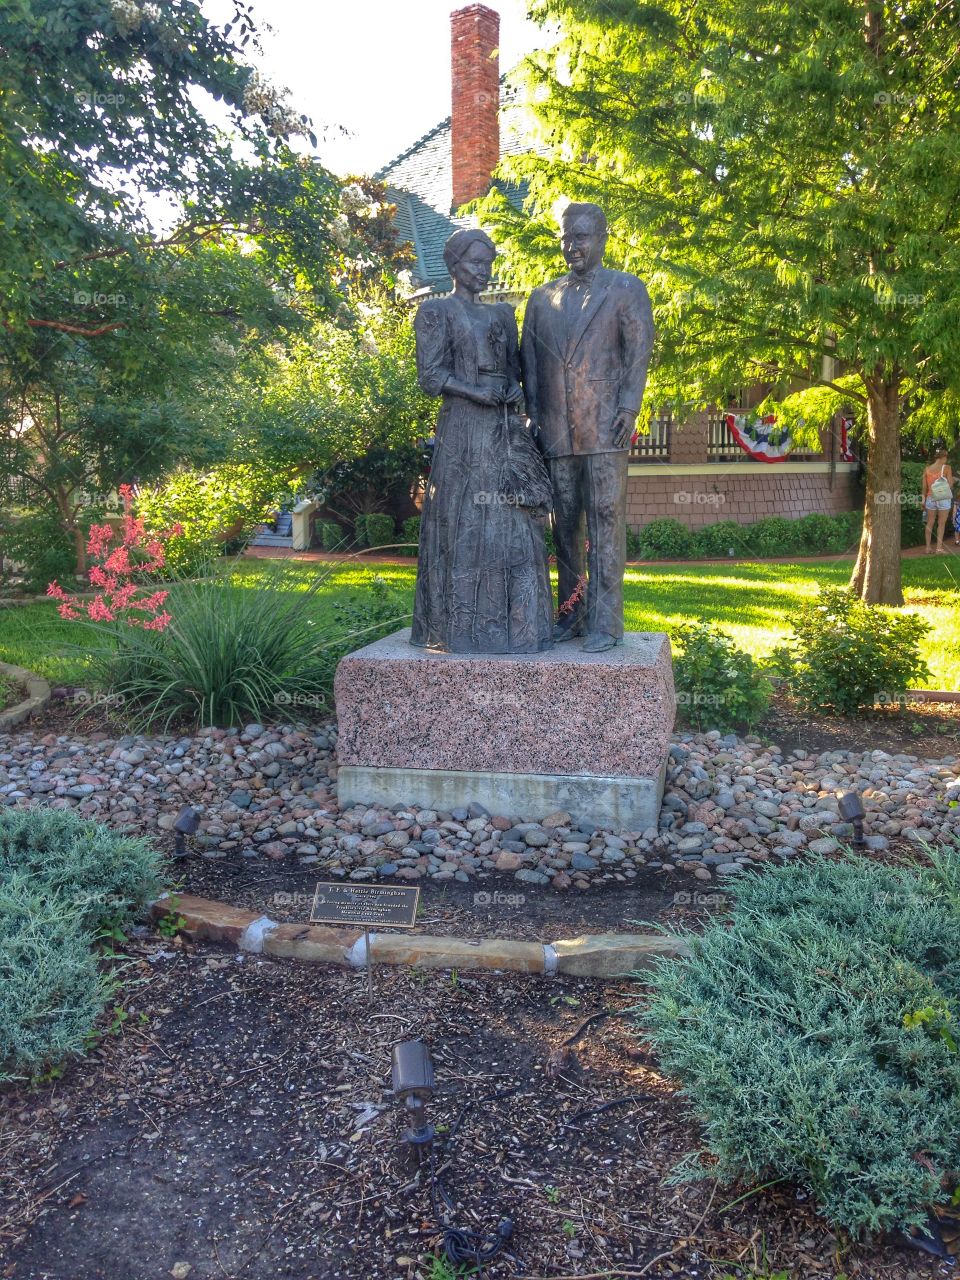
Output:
[629, 411, 672, 462]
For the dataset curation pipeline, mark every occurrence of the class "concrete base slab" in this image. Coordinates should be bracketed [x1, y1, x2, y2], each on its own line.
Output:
[333, 626, 675, 830]
[337, 760, 668, 830]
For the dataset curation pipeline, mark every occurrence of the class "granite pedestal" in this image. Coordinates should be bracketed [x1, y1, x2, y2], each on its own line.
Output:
[333, 628, 675, 831]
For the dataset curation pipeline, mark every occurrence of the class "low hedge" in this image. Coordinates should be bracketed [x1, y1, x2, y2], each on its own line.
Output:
[626, 510, 865, 560]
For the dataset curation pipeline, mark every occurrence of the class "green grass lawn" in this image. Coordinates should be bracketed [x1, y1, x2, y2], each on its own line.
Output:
[1, 554, 957, 691]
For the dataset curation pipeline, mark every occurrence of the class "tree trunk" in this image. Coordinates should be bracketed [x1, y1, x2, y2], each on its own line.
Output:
[53, 486, 86, 577]
[849, 375, 903, 605]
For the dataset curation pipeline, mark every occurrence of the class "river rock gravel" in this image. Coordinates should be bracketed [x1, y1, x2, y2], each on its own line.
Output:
[1, 720, 957, 889]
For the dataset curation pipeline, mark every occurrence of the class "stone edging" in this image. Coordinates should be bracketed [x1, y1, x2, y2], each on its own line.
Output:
[150, 893, 688, 978]
[0, 661, 51, 732]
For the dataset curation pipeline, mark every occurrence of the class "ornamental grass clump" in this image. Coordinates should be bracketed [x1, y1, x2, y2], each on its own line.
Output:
[84, 564, 408, 729]
[641, 851, 960, 1239]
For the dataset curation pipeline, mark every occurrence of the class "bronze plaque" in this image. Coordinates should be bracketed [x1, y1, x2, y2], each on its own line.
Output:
[309, 881, 420, 929]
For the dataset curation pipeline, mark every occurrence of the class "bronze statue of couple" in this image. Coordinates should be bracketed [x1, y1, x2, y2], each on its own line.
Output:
[410, 202, 654, 656]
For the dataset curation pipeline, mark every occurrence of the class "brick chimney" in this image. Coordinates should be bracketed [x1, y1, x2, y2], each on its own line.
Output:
[450, 5, 500, 210]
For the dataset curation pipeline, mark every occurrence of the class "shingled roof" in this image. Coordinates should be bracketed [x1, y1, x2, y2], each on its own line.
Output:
[377, 82, 543, 295]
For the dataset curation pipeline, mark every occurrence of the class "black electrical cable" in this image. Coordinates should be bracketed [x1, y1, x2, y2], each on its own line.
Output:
[424, 1083, 525, 1271]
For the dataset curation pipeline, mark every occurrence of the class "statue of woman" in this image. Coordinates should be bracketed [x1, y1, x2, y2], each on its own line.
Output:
[410, 229, 553, 654]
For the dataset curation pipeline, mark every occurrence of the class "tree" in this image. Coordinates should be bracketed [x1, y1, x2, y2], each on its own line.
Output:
[478, 0, 960, 603]
[0, 0, 348, 570]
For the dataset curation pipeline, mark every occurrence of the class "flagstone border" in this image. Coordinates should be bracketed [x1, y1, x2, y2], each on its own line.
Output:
[0, 662, 51, 732]
[150, 892, 689, 978]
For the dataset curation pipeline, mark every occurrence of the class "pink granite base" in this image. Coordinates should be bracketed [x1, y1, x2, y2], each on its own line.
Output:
[334, 628, 675, 778]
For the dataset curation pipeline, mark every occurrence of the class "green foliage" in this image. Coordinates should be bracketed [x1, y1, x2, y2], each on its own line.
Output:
[312, 441, 428, 522]
[637, 518, 694, 559]
[0, 510, 86, 594]
[747, 516, 803, 558]
[672, 621, 771, 731]
[400, 516, 421, 556]
[772, 586, 931, 713]
[0, 808, 162, 1080]
[85, 562, 410, 729]
[320, 521, 348, 552]
[136, 464, 300, 575]
[627, 514, 865, 561]
[691, 522, 749, 559]
[900, 461, 927, 548]
[477, 0, 960, 600]
[355, 513, 396, 550]
[796, 513, 855, 556]
[642, 851, 960, 1239]
[0, 807, 162, 933]
[264, 304, 434, 479]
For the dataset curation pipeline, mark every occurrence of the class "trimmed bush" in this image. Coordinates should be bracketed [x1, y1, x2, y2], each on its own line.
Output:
[400, 516, 421, 556]
[900, 460, 927, 548]
[356, 512, 396, 551]
[0, 878, 108, 1082]
[320, 520, 348, 551]
[772, 585, 930, 713]
[642, 851, 960, 1239]
[691, 520, 748, 558]
[795, 512, 856, 555]
[746, 515, 805, 557]
[672, 621, 771, 731]
[636, 518, 693, 559]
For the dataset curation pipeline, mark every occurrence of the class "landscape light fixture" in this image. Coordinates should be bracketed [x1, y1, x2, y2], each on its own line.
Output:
[172, 804, 200, 858]
[391, 1039, 436, 1163]
[837, 791, 866, 847]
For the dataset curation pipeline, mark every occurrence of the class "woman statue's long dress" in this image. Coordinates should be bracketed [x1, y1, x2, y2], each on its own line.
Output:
[410, 230, 553, 654]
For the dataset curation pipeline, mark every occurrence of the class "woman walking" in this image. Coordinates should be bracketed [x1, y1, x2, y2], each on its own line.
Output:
[923, 443, 954, 555]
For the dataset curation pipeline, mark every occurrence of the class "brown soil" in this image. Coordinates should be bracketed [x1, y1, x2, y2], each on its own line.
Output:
[755, 689, 960, 759]
[1, 931, 954, 1280]
[177, 858, 688, 938]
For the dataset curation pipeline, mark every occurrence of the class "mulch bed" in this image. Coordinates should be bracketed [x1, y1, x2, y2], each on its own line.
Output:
[1, 925, 956, 1280]
[756, 689, 960, 759]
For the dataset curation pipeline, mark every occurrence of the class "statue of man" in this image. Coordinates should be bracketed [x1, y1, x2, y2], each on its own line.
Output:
[520, 203, 654, 652]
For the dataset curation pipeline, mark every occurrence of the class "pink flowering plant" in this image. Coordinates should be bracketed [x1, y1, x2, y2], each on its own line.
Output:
[47, 486, 183, 633]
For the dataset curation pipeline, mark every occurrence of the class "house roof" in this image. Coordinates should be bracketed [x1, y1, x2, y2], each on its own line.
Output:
[377, 83, 544, 294]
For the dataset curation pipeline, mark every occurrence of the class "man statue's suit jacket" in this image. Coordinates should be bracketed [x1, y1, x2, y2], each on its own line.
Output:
[520, 266, 655, 458]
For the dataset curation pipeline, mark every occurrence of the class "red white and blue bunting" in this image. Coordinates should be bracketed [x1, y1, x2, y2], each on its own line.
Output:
[839, 414, 856, 462]
[724, 412, 793, 463]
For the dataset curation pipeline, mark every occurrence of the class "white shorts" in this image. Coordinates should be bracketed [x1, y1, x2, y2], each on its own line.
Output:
[925, 498, 953, 512]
